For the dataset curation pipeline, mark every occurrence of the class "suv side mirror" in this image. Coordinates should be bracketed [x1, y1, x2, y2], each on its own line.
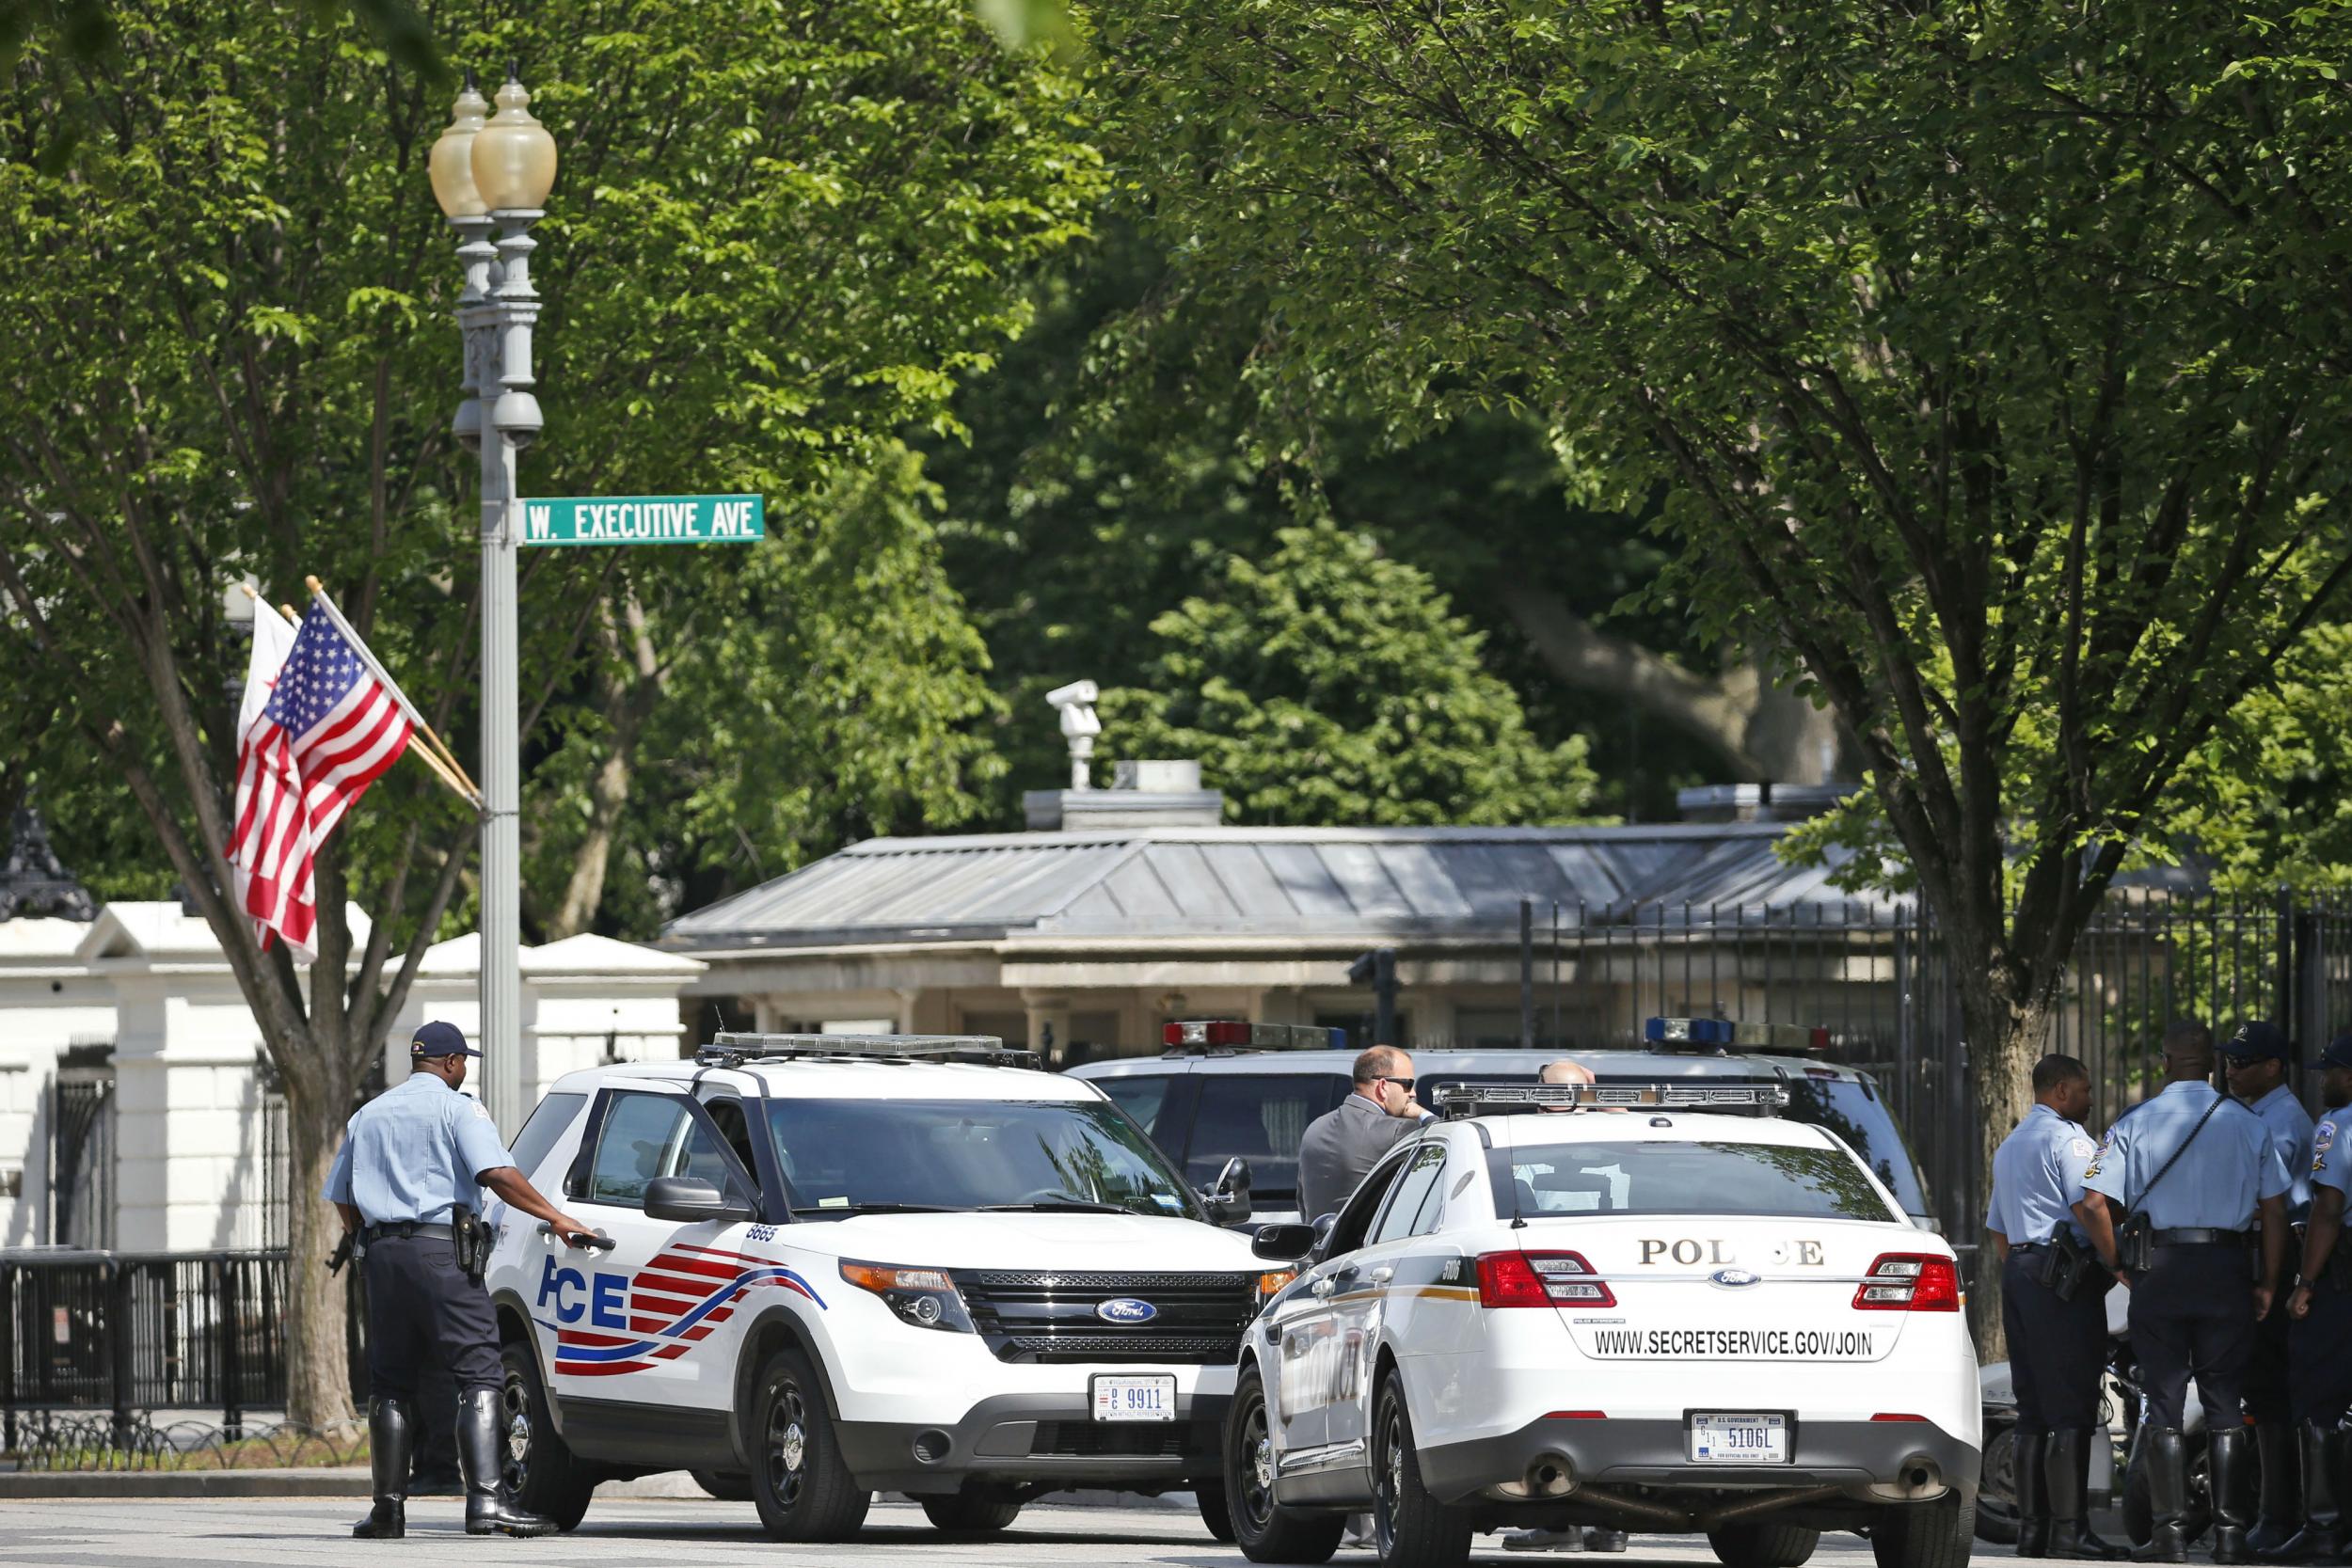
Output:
[1201, 1156, 1252, 1226]
[1251, 1222, 1318, 1261]
[644, 1176, 754, 1225]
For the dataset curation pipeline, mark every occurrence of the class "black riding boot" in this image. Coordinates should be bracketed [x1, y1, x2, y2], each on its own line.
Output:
[2216, 1427, 2256, 1564]
[2135, 1429, 2191, 1564]
[2048, 1428, 2129, 1560]
[2253, 1425, 2305, 1556]
[2259, 1424, 2343, 1562]
[457, 1386, 556, 1537]
[2018, 1430, 2053, 1556]
[352, 1397, 411, 1540]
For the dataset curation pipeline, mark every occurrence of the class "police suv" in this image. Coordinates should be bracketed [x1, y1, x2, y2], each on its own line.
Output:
[478, 1034, 1282, 1541]
[1069, 1019, 1937, 1227]
[1225, 1072, 1979, 1568]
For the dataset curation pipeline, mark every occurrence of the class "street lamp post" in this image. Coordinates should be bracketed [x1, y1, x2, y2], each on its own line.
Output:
[431, 68, 558, 1135]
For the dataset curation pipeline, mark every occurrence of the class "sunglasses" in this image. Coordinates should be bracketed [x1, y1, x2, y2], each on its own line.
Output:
[1378, 1076, 1417, 1091]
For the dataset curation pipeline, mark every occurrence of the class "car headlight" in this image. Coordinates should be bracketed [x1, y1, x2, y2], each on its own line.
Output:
[838, 1259, 976, 1333]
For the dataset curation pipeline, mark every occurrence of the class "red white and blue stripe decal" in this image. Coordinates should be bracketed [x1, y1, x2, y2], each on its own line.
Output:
[548, 1243, 825, 1377]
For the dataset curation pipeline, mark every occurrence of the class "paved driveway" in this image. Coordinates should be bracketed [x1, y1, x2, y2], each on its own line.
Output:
[0, 1495, 2025, 1568]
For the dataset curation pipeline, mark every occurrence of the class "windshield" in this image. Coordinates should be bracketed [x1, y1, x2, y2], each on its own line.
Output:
[1491, 1140, 1899, 1223]
[763, 1098, 1205, 1221]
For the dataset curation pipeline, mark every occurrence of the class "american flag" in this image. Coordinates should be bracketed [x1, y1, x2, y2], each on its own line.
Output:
[228, 606, 413, 961]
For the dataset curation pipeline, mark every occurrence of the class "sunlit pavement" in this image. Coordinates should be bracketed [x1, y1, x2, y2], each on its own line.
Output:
[0, 1494, 2045, 1568]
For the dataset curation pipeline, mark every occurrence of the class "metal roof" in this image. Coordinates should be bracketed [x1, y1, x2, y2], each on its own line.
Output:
[660, 824, 1906, 954]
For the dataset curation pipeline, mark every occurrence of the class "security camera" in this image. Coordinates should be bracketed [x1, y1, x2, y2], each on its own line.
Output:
[1044, 679, 1099, 709]
[1044, 680, 1101, 788]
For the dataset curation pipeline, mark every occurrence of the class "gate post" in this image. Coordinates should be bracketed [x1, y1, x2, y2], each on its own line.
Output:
[219, 1258, 243, 1441]
[107, 1259, 134, 1449]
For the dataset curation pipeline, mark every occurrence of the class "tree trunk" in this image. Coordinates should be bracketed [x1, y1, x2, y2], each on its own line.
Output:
[545, 597, 664, 941]
[281, 1080, 356, 1431]
[1953, 956, 2058, 1365]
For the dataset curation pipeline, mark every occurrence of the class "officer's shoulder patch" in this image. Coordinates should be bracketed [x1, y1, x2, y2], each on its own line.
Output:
[473, 1101, 493, 1121]
[2069, 1136, 2097, 1161]
[2320, 1121, 2338, 1155]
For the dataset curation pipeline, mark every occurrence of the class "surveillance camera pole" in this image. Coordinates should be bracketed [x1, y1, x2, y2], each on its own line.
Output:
[1348, 947, 1398, 1048]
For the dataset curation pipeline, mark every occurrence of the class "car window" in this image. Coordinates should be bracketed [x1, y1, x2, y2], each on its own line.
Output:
[509, 1092, 586, 1184]
[585, 1092, 745, 1209]
[1098, 1074, 1177, 1140]
[1323, 1146, 1418, 1257]
[1368, 1144, 1447, 1246]
[1780, 1075, 1931, 1218]
[1492, 1140, 1898, 1222]
[1182, 1073, 1345, 1208]
[703, 1097, 761, 1194]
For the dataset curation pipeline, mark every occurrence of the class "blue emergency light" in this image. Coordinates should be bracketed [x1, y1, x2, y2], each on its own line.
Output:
[1644, 1017, 1832, 1052]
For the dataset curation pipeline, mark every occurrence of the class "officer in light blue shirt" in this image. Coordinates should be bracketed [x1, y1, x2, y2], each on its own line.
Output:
[324, 1022, 596, 1542]
[2076, 1021, 2293, 1565]
[2273, 1034, 2352, 1563]
[2219, 1021, 2316, 1554]
[1984, 1055, 2123, 1560]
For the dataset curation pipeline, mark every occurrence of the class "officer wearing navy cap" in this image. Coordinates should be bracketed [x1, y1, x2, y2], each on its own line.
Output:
[2076, 1020, 2292, 1564]
[2222, 1022, 2317, 1555]
[1987, 1053, 2127, 1560]
[324, 1022, 598, 1540]
[2265, 1033, 2352, 1563]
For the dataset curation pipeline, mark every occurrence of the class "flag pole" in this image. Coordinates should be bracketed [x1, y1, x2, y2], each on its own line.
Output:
[302, 577, 484, 805]
[247, 585, 478, 810]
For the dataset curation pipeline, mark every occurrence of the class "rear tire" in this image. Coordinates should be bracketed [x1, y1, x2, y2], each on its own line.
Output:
[918, 1487, 1023, 1533]
[1195, 1480, 1239, 1543]
[1867, 1496, 1971, 1568]
[1372, 1374, 1471, 1568]
[745, 1345, 869, 1542]
[1709, 1522, 1820, 1568]
[1973, 1426, 2021, 1544]
[499, 1339, 595, 1532]
[1226, 1364, 1344, 1563]
[690, 1468, 753, 1501]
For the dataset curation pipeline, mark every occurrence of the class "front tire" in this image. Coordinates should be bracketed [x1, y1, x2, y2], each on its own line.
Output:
[1869, 1496, 1972, 1568]
[1710, 1521, 1820, 1568]
[1226, 1364, 1344, 1563]
[918, 1487, 1023, 1532]
[745, 1346, 869, 1542]
[1372, 1374, 1471, 1568]
[1195, 1480, 1238, 1543]
[499, 1339, 595, 1532]
[1973, 1426, 2021, 1544]
[690, 1469, 753, 1501]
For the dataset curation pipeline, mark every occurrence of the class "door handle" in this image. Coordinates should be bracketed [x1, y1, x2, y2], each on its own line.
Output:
[1369, 1266, 1394, 1286]
[1310, 1277, 1337, 1299]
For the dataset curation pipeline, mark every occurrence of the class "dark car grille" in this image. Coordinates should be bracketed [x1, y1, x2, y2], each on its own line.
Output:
[960, 1271, 1257, 1365]
[1031, 1420, 1202, 1459]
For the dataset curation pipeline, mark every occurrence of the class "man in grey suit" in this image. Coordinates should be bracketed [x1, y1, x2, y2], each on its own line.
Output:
[1296, 1045, 1432, 1221]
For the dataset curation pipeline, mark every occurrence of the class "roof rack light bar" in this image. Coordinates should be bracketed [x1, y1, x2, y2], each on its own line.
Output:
[1645, 1017, 1831, 1053]
[699, 1031, 1039, 1069]
[1437, 1083, 1789, 1118]
[1163, 1020, 1348, 1053]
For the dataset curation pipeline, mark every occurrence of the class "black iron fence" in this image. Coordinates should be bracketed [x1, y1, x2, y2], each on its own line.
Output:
[0, 1249, 365, 1447]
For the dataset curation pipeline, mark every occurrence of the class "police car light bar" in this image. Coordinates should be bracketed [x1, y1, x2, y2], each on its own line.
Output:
[1644, 1017, 1832, 1053]
[700, 1032, 1040, 1069]
[1437, 1083, 1790, 1118]
[1163, 1020, 1349, 1053]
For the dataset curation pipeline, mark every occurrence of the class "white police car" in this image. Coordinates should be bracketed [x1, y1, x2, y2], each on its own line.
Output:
[1224, 1079, 1979, 1568]
[478, 1034, 1283, 1541]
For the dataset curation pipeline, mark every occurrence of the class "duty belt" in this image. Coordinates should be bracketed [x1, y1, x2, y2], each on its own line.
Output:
[359, 1221, 456, 1244]
[2152, 1227, 2252, 1246]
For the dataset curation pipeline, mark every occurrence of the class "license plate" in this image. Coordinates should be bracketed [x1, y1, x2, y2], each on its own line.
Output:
[1690, 1412, 1788, 1464]
[1091, 1374, 1177, 1423]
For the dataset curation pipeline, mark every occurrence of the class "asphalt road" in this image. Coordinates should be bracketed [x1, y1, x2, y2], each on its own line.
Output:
[0, 1496, 2025, 1568]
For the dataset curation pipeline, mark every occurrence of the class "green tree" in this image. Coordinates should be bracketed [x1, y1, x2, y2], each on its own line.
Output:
[1085, 1, 2352, 1347]
[0, 0, 1093, 1423]
[1105, 521, 1600, 825]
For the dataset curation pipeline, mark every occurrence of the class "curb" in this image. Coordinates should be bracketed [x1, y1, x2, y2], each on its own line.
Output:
[0, 1466, 369, 1498]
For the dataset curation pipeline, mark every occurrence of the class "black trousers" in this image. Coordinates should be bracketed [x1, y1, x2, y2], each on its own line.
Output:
[2247, 1282, 2294, 1423]
[361, 1233, 503, 1402]
[2289, 1281, 2352, 1426]
[2003, 1248, 2110, 1433]
[2129, 1241, 2256, 1431]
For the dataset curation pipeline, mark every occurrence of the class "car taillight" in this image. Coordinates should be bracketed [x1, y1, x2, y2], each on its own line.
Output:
[1476, 1250, 1615, 1308]
[1853, 1253, 1960, 1311]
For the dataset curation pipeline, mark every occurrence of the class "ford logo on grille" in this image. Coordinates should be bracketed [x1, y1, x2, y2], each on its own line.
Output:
[1709, 1268, 1760, 1290]
[1096, 1297, 1158, 1323]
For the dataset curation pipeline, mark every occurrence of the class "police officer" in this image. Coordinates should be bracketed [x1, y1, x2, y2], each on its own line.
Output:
[2224, 1022, 2317, 1555]
[2076, 1021, 2293, 1565]
[324, 1022, 599, 1540]
[2265, 1033, 2352, 1563]
[1987, 1053, 2124, 1560]
[1295, 1045, 1432, 1222]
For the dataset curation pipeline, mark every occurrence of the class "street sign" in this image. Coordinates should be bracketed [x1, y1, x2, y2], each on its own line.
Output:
[517, 494, 765, 547]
